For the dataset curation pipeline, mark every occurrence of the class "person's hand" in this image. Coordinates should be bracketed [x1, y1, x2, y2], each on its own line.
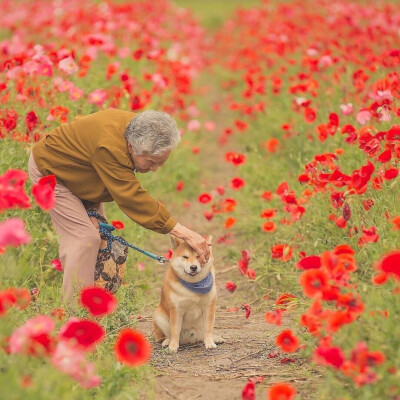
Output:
[170, 223, 212, 265]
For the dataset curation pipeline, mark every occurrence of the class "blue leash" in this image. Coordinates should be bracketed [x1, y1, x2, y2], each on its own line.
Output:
[87, 211, 170, 264]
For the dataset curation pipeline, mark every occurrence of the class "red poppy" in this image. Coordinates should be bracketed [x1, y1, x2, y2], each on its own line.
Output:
[216, 186, 225, 195]
[372, 272, 388, 285]
[242, 382, 255, 400]
[300, 269, 329, 298]
[275, 293, 297, 310]
[326, 310, 353, 333]
[335, 216, 347, 229]
[230, 177, 245, 190]
[333, 244, 355, 255]
[261, 191, 273, 201]
[262, 221, 276, 232]
[225, 217, 236, 229]
[10, 288, 31, 310]
[0, 289, 16, 316]
[225, 282, 237, 293]
[164, 249, 173, 260]
[176, 181, 184, 191]
[271, 244, 293, 262]
[392, 216, 400, 230]
[132, 49, 143, 60]
[114, 328, 151, 367]
[225, 152, 246, 166]
[378, 149, 392, 163]
[384, 168, 398, 180]
[246, 269, 256, 279]
[265, 309, 283, 325]
[260, 209, 276, 218]
[304, 107, 317, 123]
[111, 220, 125, 230]
[198, 193, 212, 204]
[31, 175, 56, 210]
[204, 210, 214, 221]
[0, 169, 31, 211]
[51, 259, 63, 271]
[386, 126, 400, 140]
[280, 357, 296, 364]
[358, 226, 379, 246]
[267, 382, 296, 400]
[375, 250, 400, 279]
[238, 250, 250, 275]
[276, 330, 299, 353]
[80, 287, 117, 317]
[313, 346, 345, 369]
[59, 319, 105, 351]
[298, 174, 310, 183]
[296, 256, 321, 270]
[242, 304, 251, 319]
[264, 138, 280, 153]
[235, 120, 248, 132]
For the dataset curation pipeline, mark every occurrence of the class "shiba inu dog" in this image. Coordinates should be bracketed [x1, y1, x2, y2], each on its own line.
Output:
[154, 235, 223, 352]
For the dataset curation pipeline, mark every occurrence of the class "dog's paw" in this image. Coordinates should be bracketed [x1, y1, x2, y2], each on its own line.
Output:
[168, 341, 179, 353]
[161, 338, 170, 347]
[213, 335, 225, 344]
[204, 338, 217, 349]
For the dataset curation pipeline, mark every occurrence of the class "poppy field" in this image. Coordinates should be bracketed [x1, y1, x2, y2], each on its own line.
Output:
[1, 0, 400, 399]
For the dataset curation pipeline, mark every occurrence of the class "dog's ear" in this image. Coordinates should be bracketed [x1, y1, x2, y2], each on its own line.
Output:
[170, 235, 181, 249]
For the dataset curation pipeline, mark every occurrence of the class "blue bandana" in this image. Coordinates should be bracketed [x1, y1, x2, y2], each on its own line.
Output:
[178, 272, 213, 294]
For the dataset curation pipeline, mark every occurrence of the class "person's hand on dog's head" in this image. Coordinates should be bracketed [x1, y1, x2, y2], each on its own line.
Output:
[169, 223, 211, 265]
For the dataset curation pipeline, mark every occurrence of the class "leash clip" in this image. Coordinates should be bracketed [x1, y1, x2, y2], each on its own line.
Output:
[157, 257, 170, 264]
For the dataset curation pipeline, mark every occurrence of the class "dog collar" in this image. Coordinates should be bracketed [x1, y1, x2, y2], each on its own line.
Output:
[178, 272, 213, 294]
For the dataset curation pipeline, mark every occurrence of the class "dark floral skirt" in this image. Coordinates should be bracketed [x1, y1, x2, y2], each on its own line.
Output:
[87, 209, 128, 294]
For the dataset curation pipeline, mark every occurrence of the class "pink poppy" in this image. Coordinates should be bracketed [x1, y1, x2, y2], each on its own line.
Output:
[340, 103, 353, 115]
[9, 315, 55, 356]
[51, 341, 101, 388]
[58, 57, 79, 75]
[356, 110, 371, 125]
[88, 89, 107, 107]
[0, 218, 31, 248]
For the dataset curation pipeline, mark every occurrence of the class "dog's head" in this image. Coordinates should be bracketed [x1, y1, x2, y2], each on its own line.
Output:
[169, 235, 213, 282]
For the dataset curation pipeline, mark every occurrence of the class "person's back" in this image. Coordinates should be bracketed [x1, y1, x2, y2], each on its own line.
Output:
[32, 108, 136, 202]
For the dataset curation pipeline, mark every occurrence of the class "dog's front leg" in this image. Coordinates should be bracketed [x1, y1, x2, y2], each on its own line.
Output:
[168, 307, 182, 353]
[203, 298, 217, 349]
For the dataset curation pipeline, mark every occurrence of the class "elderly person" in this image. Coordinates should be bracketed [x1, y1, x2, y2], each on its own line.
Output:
[28, 108, 210, 302]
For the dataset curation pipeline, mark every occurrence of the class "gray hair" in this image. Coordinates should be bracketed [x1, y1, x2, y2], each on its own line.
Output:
[124, 110, 181, 156]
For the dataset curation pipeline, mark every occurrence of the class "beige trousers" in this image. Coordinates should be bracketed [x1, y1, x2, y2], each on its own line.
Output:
[28, 152, 105, 303]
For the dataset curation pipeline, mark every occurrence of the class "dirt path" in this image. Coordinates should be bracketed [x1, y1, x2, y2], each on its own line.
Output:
[138, 261, 302, 399]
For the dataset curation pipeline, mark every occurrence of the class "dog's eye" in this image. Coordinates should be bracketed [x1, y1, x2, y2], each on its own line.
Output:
[182, 255, 189, 259]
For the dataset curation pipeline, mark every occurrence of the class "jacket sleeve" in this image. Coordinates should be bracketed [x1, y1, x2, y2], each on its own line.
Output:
[92, 146, 177, 234]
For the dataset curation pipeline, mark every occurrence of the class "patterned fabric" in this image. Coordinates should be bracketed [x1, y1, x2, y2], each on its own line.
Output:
[87, 209, 128, 293]
[178, 272, 214, 294]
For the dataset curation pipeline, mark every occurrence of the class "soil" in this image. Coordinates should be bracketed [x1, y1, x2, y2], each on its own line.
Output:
[138, 262, 316, 400]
